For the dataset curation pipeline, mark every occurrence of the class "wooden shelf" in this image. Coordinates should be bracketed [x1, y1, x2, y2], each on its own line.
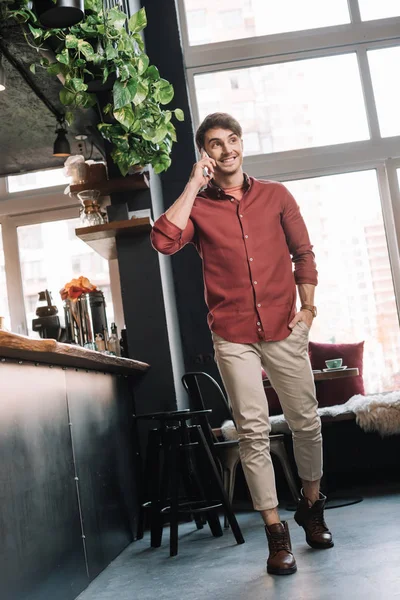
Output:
[75, 217, 153, 260]
[70, 172, 149, 196]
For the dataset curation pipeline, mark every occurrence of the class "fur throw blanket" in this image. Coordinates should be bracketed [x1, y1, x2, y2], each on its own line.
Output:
[221, 391, 400, 439]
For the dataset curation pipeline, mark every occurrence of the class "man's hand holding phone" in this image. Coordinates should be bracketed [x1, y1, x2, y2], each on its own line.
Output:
[189, 150, 216, 189]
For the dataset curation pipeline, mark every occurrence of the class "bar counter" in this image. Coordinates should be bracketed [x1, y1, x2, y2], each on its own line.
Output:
[0, 331, 150, 600]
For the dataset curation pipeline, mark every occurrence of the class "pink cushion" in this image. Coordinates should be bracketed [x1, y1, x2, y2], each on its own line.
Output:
[261, 340, 365, 413]
[309, 341, 365, 407]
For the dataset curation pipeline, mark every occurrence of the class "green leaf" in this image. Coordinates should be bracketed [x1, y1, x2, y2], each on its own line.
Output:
[29, 63, 36, 74]
[77, 40, 95, 61]
[102, 103, 113, 115]
[106, 42, 118, 60]
[156, 79, 174, 105]
[118, 63, 133, 82]
[138, 54, 149, 75]
[153, 153, 171, 174]
[47, 62, 62, 76]
[133, 80, 148, 105]
[114, 106, 135, 130]
[145, 65, 160, 81]
[79, 92, 97, 109]
[128, 7, 147, 33]
[65, 111, 74, 126]
[107, 7, 127, 30]
[126, 77, 138, 99]
[40, 57, 50, 68]
[85, 0, 103, 12]
[167, 122, 177, 142]
[56, 49, 70, 65]
[28, 23, 43, 39]
[151, 126, 168, 144]
[174, 108, 184, 121]
[59, 88, 76, 106]
[65, 34, 78, 49]
[132, 33, 144, 52]
[102, 65, 109, 84]
[70, 78, 88, 92]
[113, 79, 134, 110]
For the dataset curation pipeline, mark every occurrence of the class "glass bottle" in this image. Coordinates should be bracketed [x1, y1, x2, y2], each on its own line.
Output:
[108, 322, 121, 356]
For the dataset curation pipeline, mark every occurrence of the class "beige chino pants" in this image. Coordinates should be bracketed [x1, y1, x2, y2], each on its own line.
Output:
[212, 321, 322, 511]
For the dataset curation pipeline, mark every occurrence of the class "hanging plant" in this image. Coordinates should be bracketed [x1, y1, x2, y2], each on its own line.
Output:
[3, 0, 184, 175]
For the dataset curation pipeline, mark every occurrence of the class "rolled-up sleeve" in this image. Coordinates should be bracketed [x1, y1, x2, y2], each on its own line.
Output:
[150, 213, 196, 255]
[280, 186, 318, 286]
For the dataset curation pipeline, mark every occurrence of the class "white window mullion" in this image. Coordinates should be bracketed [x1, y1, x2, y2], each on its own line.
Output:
[347, 0, 362, 23]
[1, 217, 27, 335]
[378, 162, 400, 320]
[385, 159, 400, 253]
[356, 48, 381, 140]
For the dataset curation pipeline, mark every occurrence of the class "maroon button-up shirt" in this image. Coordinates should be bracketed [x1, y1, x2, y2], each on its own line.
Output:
[151, 175, 318, 344]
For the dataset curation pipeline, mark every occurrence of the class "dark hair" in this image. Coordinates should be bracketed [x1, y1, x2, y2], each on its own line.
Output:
[195, 113, 242, 151]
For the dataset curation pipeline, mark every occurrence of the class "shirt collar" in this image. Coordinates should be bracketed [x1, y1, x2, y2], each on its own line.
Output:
[199, 173, 252, 200]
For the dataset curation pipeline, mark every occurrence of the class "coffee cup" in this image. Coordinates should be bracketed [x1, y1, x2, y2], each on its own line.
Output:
[325, 358, 343, 369]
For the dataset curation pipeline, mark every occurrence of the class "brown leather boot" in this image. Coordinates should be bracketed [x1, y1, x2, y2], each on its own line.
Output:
[294, 490, 334, 549]
[265, 521, 297, 575]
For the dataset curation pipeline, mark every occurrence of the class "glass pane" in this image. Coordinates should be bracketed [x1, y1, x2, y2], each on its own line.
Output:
[183, 0, 350, 46]
[284, 170, 400, 393]
[7, 168, 68, 193]
[195, 54, 369, 155]
[368, 47, 400, 138]
[17, 219, 114, 337]
[0, 225, 11, 330]
[359, 0, 400, 21]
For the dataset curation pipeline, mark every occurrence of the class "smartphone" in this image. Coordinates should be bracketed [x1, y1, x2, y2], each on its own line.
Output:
[201, 148, 210, 178]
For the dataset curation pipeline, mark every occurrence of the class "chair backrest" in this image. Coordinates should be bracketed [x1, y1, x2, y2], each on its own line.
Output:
[181, 372, 235, 429]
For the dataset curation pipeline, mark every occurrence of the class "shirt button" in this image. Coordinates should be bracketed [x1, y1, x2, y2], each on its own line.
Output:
[245, 235, 248, 239]
[254, 281, 258, 284]
[257, 303, 261, 307]
[249, 258, 253, 261]
[230, 199, 234, 202]
[258, 328, 262, 332]
[257, 321, 261, 325]
[240, 214, 243, 218]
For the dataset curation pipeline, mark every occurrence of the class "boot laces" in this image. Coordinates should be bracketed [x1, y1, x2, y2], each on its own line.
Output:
[269, 531, 291, 555]
[310, 510, 329, 534]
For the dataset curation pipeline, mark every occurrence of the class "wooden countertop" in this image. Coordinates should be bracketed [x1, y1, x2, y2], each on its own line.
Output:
[0, 330, 150, 376]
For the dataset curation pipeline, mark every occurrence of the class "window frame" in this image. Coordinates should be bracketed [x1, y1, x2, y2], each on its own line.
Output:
[177, 0, 400, 324]
[0, 189, 125, 336]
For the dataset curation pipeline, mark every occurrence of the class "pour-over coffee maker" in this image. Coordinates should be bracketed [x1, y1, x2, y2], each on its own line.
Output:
[32, 290, 63, 340]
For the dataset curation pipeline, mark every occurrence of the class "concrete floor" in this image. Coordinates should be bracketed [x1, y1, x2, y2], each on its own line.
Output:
[77, 486, 400, 600]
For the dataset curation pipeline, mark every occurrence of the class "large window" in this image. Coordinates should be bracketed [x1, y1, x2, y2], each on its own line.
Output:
[368, 47, 400, 137]
[183, 0, 350, 46]
[7, 168, 68, 193]
[179, 1, 400, 394]
[0, 226, 11, 330]
[285, 171, 400, 393]
[17, 218, 114, 337]
[194, 54, 369, 155]
[358, 0, 400, 21]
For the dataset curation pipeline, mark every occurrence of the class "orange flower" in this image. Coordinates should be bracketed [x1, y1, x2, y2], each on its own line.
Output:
[60, 276, 97, 301]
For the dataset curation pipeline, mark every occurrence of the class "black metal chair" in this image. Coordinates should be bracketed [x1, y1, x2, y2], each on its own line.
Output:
[135, 408, 245, 556]
[181, 372, 300, 526]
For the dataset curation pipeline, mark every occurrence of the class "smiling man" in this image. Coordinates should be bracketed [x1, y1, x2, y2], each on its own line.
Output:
[151, 113, 333, 576]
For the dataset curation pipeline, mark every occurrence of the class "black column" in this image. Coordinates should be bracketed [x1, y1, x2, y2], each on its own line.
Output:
[142, 0, 220, 379]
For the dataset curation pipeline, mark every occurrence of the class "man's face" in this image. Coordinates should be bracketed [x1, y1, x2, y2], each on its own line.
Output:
[203, 128, 243, 176]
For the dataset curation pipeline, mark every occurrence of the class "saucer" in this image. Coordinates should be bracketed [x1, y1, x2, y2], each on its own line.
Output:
[323, 366, 348, 372]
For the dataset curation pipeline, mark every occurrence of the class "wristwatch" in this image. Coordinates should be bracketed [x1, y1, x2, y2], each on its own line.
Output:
[301, 304, 317, 318]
